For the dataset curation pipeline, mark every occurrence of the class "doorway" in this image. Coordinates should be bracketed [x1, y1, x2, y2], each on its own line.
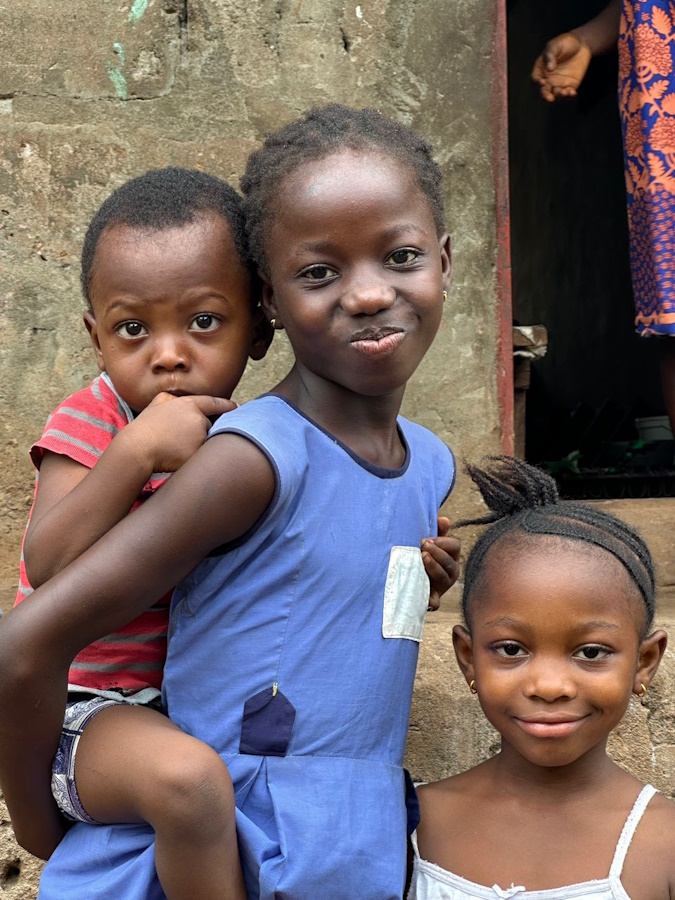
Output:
[507, 0, 673, 497]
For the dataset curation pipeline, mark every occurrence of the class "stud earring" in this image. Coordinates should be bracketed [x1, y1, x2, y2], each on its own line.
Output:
[442, 290, 448, 303]
[469, 680, 477, 694]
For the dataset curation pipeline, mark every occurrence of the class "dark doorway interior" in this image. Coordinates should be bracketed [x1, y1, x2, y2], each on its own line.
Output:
[507, 0, 672, 496]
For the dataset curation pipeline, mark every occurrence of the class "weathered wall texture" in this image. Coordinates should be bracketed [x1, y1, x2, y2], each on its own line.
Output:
[0, 0, 502, 595]
[0, 1, 672, 896]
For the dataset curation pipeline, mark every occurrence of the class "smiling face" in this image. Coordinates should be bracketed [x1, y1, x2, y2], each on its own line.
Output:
[85, 213, 266, 413]
[453, 536, 663, 771]
[261, 149, 451, 400]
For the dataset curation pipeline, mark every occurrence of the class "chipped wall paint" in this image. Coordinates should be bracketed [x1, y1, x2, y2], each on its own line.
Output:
[106, 41, 128, 99]
[106, 0, 149, 100]
[129, 0, 149, 22]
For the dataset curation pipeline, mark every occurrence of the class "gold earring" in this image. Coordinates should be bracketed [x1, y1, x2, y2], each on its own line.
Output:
[640, 682, 648, 702]
[270, 318, 276, 329]
[442, 290, 448, 303]
[469, 680, 477, 694]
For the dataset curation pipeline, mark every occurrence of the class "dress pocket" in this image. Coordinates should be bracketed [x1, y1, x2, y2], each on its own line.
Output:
[382, 546, 430, 642]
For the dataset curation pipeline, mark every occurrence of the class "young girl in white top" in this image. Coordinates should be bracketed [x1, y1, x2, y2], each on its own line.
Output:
[409, 456, 675, 900]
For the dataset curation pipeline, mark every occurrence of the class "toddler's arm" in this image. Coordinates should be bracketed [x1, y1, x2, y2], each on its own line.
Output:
[531, 0, 620, 102]
[0, 431, 275, 857]
[423, 517, 460, 611]
[23, 393, 235, 588]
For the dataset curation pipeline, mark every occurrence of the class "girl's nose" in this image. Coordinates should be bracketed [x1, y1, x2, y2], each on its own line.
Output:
[150, 336, 189, 372]
[341, 278, 396, 316]
[524, 659, 577, 702]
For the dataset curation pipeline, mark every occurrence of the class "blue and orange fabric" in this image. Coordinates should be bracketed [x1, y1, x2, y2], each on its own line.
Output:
[620, 0, 675, 336]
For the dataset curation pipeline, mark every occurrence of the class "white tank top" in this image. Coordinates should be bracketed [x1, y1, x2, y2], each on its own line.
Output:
[408, 784, 657, 900]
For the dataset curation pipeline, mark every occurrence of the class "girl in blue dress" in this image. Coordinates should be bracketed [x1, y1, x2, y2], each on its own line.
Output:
[0, 104, 456, 899]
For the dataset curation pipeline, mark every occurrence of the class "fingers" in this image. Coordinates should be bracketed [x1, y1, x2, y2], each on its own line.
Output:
[150, 393, 238, 418]
[427, 590, 441, 612]
[436, 516, 450, 538]
[544, 48, 557, 72]
[184, 395, 238, 418]
[429, 533, 461, 562]
[531, 55, 548, 85]
[422, 534, 461, 611]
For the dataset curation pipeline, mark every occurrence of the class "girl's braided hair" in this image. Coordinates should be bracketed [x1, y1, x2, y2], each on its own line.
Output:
[240, 103, 446, 276]
[458, 456, 656, 631]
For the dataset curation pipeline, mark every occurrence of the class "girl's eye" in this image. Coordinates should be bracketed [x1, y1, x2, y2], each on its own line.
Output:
[116, 321, 146, 339]
[494, 642, 527, 658]
[298, 264, 338, 282]
[574, 645, 611, 661]
[387, 248, 420, 266]
[190, 314, 220, 332]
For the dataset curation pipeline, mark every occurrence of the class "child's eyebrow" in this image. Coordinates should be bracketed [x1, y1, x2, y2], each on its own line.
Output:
[482, 615, 525, 629]
[294, 224, 431, 256]
[102, 298, 152, 315]
[578, 621, 620, 631]
[481, 616, 620, 632]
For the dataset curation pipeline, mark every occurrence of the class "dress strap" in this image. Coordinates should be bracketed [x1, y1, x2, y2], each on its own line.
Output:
[608, 784, 658, 878]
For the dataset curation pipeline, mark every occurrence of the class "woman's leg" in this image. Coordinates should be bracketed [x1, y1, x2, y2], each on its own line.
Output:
[659, 337, 675, 441]
[74, 704, 245, 900]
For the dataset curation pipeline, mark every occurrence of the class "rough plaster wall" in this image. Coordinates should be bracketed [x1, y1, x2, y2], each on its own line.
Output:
[0, 0, 500, 593]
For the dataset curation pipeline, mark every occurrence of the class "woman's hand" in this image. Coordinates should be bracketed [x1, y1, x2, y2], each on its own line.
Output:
[531, 32, 593, 102]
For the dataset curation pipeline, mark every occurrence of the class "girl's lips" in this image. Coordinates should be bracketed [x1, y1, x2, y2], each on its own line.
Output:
[515, 717, 587, 738]
[350, 331, 405, 357]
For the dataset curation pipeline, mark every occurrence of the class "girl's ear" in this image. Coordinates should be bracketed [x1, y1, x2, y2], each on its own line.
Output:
[633, 629, 668, 695]
[438, 233, 452, 290]
[452, 624, 474, 687]
[249, 305, 274, 361]
[83, 311, 106, 373]
[260, 273, 281, 330]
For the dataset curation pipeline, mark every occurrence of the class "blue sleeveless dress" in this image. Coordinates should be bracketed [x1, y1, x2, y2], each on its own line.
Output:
[38, 396, 455, 900]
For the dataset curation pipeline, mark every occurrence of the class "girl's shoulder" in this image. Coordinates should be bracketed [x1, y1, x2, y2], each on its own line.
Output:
[623, 790, 675, 897]
[416, 766, 489, 825]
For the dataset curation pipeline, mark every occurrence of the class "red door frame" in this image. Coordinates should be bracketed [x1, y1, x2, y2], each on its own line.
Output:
[492, 0, 514, 453]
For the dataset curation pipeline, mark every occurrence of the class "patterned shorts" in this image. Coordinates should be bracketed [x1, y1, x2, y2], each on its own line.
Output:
[51, 696, 122, 823]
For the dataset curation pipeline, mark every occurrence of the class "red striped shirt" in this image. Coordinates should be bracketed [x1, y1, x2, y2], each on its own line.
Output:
[15, 374, 170, 693]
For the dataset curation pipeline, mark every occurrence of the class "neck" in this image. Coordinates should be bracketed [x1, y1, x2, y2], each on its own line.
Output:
[273, 364, 407, 467]
[488, 738, 625, 803]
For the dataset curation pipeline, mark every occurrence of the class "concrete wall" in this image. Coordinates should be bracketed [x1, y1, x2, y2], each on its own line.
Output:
[0, 1, 672, 896]
[0, 0, 503, 596]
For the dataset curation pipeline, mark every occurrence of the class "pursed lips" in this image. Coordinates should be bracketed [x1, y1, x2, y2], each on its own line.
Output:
[349, 326, 405, 356]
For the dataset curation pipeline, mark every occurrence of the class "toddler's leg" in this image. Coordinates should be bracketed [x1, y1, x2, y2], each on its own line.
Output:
[73, 704, 245, 900]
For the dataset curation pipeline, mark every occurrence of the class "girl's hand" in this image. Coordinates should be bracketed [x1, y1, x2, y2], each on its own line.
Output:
[531, 32, 593, 102]
[423, 518, 461, 611]
[123, 393, 237, 475]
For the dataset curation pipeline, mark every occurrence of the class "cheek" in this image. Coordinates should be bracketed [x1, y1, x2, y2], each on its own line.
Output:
[593, 679, 634, 712]
[473, 660, 519, 701]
